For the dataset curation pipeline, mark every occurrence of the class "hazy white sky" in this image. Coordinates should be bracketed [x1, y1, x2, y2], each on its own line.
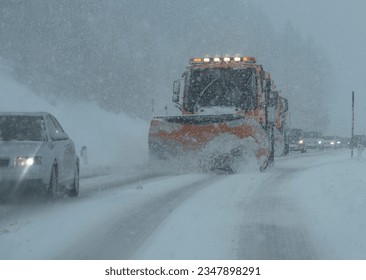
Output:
[258, 0, 366, 136]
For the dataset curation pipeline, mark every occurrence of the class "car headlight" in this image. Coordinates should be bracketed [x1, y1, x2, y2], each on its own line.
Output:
[318, 141, 322, 144]
[15, 156, 43, 167]
[298, 140, 304, 144]
[330, 141, 335, 145]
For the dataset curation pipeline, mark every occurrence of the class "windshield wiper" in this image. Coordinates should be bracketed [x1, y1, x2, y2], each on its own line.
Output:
[193, 76, 221, 113]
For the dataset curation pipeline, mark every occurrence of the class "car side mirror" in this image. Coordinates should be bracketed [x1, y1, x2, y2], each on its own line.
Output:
[172, 80, 180, 103]
[284, 99, 288, 112]
[53, 131, 69, 141]
[267, 91, 278, 124]
[267, 106, 276, 124]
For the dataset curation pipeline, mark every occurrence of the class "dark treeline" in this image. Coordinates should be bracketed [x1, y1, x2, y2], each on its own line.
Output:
[0, 0, 330, 130]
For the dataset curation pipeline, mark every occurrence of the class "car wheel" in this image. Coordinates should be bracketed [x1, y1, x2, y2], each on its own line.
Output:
[68, 165, 79, 197]
[47, 164, 58, 197]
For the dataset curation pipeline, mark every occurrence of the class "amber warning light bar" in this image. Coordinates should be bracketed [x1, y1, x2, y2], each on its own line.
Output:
[189, 56, 256, 65]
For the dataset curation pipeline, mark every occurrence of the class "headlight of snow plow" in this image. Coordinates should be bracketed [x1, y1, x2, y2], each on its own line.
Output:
[243, 56, 256, 63]
[190, 58, 202, 64]
[189, 55, 256, 65]
[15, 156, 43, 167]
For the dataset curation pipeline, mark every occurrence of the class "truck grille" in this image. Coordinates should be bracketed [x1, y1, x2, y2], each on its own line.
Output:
[0, 158, 10, 168]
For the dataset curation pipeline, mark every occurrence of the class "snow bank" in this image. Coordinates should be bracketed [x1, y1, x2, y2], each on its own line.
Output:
[292, 151, 366, 259]
[0, 64, 149, 171]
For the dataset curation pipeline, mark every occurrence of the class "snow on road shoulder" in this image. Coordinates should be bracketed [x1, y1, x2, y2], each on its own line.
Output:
[289, 151, 366, 259]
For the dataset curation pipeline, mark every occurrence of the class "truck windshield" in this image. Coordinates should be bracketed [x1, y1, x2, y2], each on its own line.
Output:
[184, 67, 256, 113]
[289, 129, 303, 140]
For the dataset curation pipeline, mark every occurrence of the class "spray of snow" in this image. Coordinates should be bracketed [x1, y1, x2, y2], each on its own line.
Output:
[0, 63, 149, 172]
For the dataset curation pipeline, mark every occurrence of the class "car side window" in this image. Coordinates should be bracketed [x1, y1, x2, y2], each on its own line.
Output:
[45, 115, 63, 141]
[49, 115, 65, 134]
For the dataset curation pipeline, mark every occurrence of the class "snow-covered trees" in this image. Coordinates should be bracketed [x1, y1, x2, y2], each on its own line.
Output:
[0, 0, 330, 129]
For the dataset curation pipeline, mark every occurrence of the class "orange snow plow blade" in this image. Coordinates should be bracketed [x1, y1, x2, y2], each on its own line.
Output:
[148, 114, 270, 171]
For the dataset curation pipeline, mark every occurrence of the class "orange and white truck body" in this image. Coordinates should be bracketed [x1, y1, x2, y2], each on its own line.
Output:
[148, 55, 282, 172]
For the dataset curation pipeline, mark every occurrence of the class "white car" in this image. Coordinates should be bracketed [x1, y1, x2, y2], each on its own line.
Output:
[322, 136, 340, 149]
[304, 131, 324, 150]
[0, 112, 79, 199]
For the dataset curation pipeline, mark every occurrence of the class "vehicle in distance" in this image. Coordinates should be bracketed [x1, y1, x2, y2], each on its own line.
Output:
[0, 112, 79, 199]
[288, 128, 306, 153]
[337, 137, 351, 148]
[303, 131, 324, 150]
[322, 136, 340, 149]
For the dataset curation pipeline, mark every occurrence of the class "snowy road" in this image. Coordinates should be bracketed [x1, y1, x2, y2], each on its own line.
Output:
[0, 149, 365, 260]
[238, 167, 318, 259]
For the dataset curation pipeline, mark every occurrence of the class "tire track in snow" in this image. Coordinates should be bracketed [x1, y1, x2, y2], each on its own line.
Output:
[0, 172, 171, 226]
[57, 175, 220, 259]
[79, 172, 173, 197]
[237, 167, 320, 259]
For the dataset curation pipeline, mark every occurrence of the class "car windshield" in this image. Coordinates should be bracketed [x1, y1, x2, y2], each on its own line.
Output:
[289, 129, 303, 140]
[184, 67, 257, 112]
[0, 115, 46, 141]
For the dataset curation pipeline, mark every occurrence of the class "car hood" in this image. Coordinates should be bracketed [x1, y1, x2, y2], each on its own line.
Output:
[0, 141, 45, 157]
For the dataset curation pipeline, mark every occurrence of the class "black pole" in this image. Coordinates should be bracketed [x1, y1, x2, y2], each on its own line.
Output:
[351, 91, 354, 158]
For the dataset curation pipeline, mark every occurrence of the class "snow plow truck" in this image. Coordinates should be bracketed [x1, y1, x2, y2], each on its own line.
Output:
[148, 55, 285, 172]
